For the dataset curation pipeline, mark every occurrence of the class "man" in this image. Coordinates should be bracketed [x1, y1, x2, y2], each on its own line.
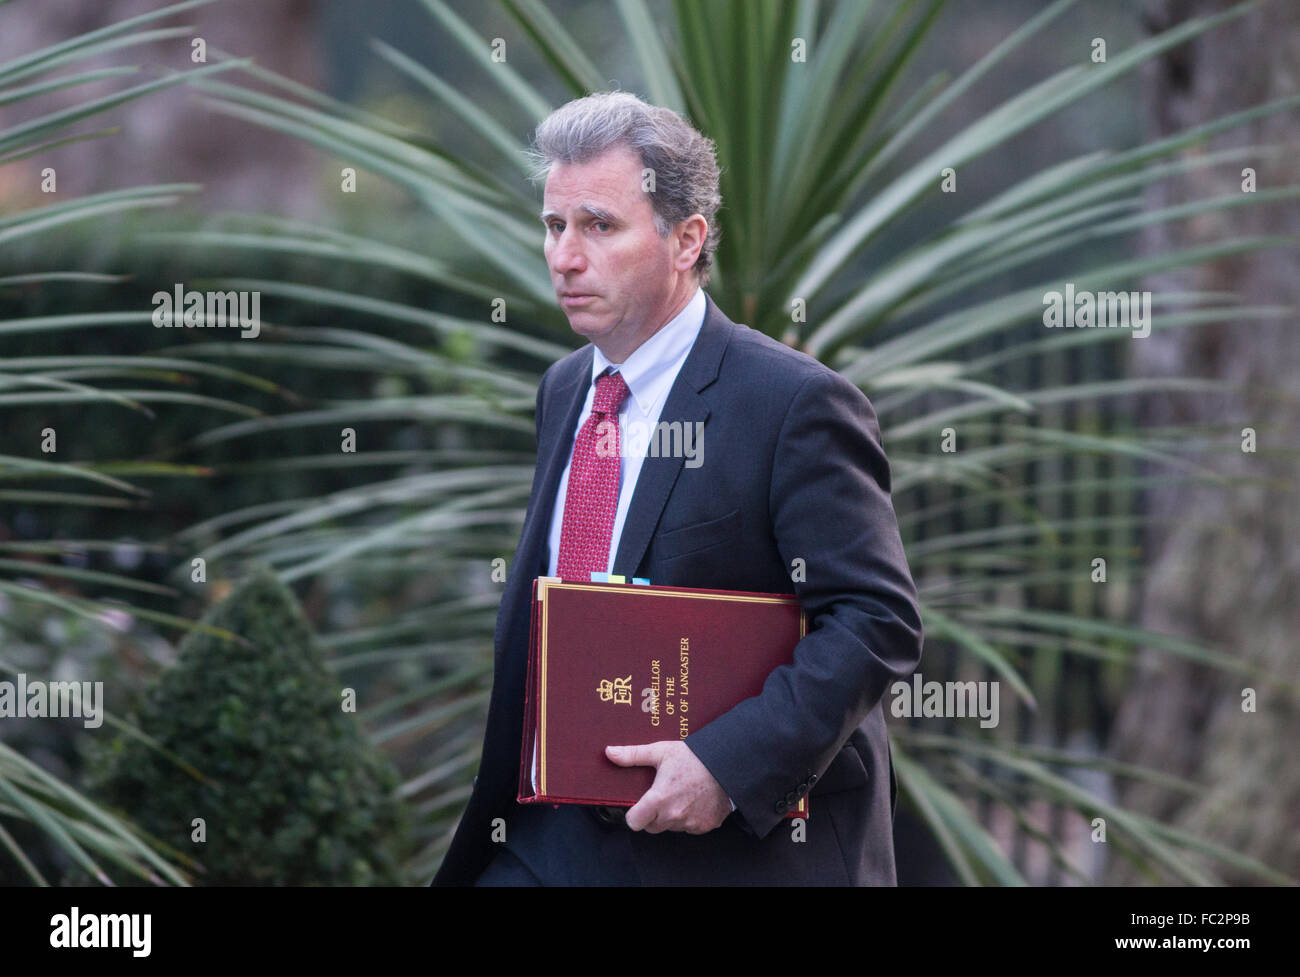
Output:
[431, 92, 922, 885]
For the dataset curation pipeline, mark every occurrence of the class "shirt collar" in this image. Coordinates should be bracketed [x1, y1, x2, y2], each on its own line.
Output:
[591, 285, 706, 415]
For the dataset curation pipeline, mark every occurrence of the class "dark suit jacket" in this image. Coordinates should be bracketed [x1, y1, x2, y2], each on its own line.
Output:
[432, 291, 923, 884]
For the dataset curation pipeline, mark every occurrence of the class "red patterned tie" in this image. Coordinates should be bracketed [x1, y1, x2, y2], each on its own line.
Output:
[556, 368, 630, 581]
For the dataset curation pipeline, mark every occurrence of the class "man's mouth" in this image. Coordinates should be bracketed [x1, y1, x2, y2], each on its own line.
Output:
[561, 293, 596, 306]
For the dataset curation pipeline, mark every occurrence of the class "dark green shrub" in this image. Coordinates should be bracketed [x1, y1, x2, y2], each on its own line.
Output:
[82, 566, 409, 885]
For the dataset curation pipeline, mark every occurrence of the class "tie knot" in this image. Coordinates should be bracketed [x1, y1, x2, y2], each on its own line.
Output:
[592, 369, 630, 417]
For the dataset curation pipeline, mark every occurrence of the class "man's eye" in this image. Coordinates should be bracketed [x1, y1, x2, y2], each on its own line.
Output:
[546, 220, 609, 233]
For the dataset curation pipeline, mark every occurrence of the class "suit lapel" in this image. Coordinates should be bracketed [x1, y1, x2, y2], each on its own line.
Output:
[612, 293, 732, 578]
[514, 347, 595, 583]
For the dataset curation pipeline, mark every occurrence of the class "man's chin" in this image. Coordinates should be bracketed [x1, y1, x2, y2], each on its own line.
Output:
[566, 315, 608, 340]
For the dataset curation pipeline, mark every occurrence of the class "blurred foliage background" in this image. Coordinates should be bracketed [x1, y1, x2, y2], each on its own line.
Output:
[1, 0, 1296, 885]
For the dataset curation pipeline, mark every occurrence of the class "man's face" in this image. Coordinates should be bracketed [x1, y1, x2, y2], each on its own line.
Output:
[541, 146, 693, 361]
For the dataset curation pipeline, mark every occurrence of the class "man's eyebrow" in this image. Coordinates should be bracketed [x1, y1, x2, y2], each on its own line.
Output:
[539, 204, 620, 224]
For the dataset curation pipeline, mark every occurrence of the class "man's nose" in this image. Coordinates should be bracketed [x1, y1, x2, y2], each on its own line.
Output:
[548, 225, 587, 274]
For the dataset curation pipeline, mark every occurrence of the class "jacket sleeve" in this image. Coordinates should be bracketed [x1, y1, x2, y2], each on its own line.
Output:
[682, 368, 923, 839]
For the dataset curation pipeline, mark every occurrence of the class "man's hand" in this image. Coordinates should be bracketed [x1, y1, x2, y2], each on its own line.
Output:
[605, 741, 732, 834]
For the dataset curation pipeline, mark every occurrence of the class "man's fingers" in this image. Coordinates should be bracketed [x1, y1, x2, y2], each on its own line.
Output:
[625, 791, 663, 832]
[604, 739, 730, 836]
[605, 743, 662, 767]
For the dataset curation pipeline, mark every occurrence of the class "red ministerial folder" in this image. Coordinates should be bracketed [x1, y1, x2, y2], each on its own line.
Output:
[518, 577, 809, 818]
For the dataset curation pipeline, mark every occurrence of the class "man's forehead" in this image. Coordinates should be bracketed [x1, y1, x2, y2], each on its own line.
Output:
[543, 150, 644, 205]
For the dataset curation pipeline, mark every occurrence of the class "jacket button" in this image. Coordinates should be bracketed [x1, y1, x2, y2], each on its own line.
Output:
[808, 773, 818, 785]
[774, 798, 789, 814]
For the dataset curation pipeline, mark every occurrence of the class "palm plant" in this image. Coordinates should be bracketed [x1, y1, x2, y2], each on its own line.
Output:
[6, 0, 1296, 884]
[0, 0, 251, 883]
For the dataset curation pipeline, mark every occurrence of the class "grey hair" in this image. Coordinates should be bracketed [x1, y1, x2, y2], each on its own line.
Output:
[527, 91, 722, 285]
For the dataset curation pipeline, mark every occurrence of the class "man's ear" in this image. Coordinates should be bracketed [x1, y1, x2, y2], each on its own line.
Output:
[675, 214, 708, 272]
